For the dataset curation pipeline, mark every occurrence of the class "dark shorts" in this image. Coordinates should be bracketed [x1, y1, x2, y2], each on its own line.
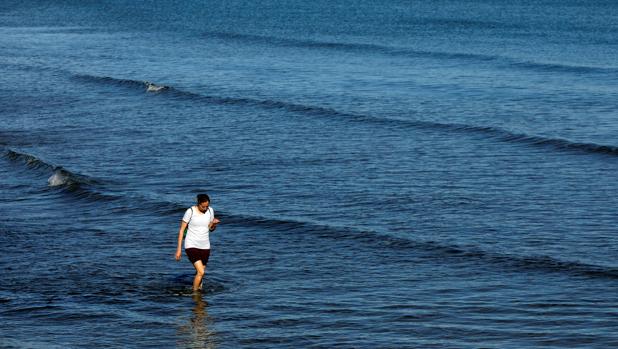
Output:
[185, 248, 211, 265]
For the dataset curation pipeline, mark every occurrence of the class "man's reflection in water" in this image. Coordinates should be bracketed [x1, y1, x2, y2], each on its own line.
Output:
[177, 292, 217, 348]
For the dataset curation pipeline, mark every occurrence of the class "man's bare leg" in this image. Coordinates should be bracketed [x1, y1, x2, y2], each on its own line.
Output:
[192, 260, 206, 291]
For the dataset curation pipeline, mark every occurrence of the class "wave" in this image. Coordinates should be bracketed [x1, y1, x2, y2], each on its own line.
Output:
[203, 30, 504, 63]
[73, 73, 618, 158]
[509, 60, 617, 75]
[136, 196, 618, 280]
[5, 148, 59, 170]
[232, 214, 618, 279]
[72, 74, 170, 93]
[418, 18, 520, 30]
[4, 148, 614, 279]
[220, 212, 618, 280]
[440, 123, 618, 156]
[72, 73, 371, 118]
[2, 148, 119, 201]
[203, 31, 616, 75]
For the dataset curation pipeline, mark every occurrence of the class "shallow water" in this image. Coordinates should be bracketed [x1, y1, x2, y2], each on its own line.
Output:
[1, 0, 618, 347]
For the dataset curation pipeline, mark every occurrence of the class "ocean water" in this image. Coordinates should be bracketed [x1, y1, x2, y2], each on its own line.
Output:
[1, 0, 617, 347]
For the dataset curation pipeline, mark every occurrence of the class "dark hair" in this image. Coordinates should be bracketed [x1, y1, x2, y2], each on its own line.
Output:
[196, 194, 210, 204]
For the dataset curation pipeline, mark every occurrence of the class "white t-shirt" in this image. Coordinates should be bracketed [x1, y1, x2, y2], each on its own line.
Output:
[183, 206, 214, 249]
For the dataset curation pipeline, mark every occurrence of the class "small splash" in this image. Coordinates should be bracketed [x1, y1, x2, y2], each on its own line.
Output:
[145, 81, 168, 92]
[170, 288, 200, 297]
[165, 276, 226, 297]
[48, 169, 68, 187]
[169, 284, 225, 297]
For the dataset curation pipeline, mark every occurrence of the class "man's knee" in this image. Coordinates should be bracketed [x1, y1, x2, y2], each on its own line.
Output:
[195, 264, 205, 276]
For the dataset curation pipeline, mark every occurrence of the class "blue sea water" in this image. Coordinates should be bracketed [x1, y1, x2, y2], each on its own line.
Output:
[1, 0, 617, 347]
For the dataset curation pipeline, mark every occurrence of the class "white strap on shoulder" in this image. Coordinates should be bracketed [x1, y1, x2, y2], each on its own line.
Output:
[188, 207, 194, 225]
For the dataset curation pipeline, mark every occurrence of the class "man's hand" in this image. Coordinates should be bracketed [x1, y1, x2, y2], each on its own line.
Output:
[209, 218, 221, 232]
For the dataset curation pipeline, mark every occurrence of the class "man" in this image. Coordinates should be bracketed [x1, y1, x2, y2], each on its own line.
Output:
[175, 194, 220, 291]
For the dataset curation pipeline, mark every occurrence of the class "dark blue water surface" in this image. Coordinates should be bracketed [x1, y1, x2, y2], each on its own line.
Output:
[1, 1, 617, 347]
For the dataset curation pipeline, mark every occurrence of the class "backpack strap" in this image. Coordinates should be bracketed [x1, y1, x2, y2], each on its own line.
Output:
[183, 207, 194, 238]
[187, 207, 194, 225]
[187, 206, 212, 226]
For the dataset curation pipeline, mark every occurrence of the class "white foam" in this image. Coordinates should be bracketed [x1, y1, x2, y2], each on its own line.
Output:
[48, 170, 68, 187]
[145, 82, 166, 92]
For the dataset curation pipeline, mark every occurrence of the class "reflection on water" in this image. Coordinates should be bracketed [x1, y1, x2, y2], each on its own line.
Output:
[177, 292, 217, 349]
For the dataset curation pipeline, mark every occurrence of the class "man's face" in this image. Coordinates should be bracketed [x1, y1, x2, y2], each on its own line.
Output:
[197, 201, 210, 212]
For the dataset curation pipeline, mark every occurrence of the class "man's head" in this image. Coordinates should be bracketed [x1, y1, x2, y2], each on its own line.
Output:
[196, 194, 210, 212]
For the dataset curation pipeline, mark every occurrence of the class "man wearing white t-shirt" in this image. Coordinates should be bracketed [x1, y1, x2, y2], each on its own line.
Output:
[175, 194, 220, 291]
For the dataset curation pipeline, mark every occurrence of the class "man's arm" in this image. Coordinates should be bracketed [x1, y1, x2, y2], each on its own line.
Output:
[175, 220, 188, 261]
